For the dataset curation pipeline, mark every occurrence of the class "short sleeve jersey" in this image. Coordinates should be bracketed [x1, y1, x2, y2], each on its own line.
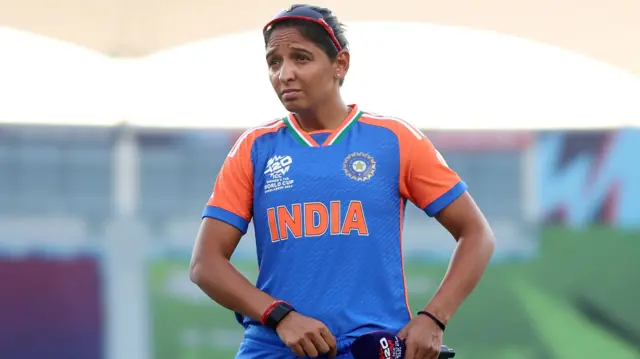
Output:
[203, 105, 467, 341]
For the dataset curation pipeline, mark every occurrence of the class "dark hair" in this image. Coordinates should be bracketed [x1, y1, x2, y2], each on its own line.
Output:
[264, 4, 349, 85]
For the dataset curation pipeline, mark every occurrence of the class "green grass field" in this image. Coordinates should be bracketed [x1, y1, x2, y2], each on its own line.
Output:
[149, 227, 640, 359]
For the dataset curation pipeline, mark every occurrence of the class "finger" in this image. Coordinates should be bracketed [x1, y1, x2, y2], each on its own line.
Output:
[430, 346, 441, 359]
[289, 343, 306, 358]
[319, 327, 338, 358]
[397, 326, 408, 340]
[414, 345, 430, 359]
[319, 326, 337, 349]
[310, 331, 331, 354]
[404, 339, 418, 359]
[300, 337, 319, 358]
[327, 345, 337, 359]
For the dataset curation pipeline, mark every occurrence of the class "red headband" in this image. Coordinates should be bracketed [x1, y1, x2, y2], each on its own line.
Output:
[263, 6, 343, 51]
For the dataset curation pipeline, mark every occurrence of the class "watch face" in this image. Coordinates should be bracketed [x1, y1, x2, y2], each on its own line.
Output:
[267, 303, 294, 328]
[274, 303, 292, 318]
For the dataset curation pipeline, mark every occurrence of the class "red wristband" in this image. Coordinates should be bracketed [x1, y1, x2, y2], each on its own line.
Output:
[261, 300, 286, 326]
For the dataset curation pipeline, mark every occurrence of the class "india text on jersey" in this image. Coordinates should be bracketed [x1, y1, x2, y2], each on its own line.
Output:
[266, 200, 369, 242]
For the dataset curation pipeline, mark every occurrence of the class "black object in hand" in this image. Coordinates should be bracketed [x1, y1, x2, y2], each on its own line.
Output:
[350, 330, 455, 359]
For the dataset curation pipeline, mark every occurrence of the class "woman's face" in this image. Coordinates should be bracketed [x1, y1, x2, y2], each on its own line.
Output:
[265, 26, 339, 113]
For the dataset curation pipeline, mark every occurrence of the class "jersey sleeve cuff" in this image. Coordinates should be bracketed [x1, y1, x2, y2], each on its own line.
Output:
[202, 205, 250, 234]
[423, 181, 468, 217]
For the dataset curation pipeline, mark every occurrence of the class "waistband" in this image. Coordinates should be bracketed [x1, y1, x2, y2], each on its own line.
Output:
[244, 324, 353, 357]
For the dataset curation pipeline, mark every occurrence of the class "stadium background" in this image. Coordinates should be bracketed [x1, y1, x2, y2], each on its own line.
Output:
[1, 1, 639, 359]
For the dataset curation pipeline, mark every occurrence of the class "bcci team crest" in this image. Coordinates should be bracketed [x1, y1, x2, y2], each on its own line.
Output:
[343, 152, 376, 181]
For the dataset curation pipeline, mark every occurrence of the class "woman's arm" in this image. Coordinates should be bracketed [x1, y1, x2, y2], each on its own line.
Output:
[189, 218, 275, 321]
[422, 192, 496, 324]
[190, 217, 339, 358]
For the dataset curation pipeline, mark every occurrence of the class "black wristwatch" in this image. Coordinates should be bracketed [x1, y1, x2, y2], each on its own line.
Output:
[264, 301, 295, 329]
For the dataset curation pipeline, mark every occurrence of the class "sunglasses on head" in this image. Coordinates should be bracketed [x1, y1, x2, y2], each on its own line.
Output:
[263, 6, 343, 51]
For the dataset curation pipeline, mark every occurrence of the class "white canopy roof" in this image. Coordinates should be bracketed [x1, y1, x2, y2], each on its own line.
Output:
[1, 22, 639, 129]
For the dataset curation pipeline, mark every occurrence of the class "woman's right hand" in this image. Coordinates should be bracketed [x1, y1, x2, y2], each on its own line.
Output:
[275, 311, 338, 358]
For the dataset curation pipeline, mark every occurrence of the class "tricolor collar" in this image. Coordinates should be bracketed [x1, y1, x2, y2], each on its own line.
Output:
[283, 105, 363, 147]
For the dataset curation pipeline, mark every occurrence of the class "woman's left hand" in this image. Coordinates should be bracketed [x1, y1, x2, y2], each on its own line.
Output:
[397, 315, 444, 359]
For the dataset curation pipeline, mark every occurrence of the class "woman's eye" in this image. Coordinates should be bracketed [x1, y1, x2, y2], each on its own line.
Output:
[296, 55, 310, 61]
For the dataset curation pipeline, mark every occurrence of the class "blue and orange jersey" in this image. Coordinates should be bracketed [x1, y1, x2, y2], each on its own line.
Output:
[202, 105, 467, 343]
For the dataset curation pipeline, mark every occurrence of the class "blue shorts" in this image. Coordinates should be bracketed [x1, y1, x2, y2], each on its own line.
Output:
[235, 325, 354, 359]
